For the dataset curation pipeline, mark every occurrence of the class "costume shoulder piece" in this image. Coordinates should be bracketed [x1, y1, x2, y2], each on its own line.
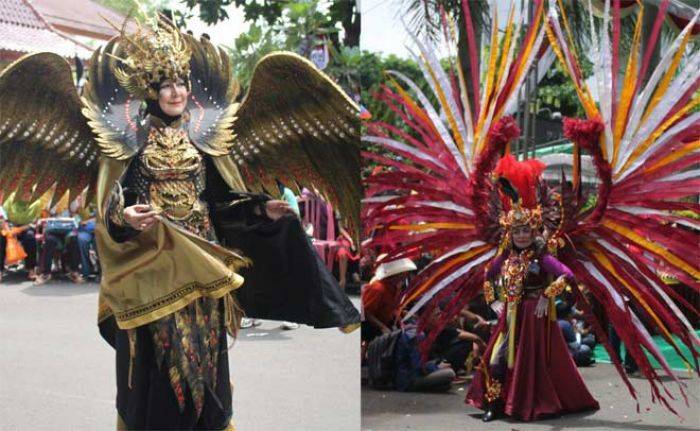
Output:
[81, 38, 143, 160]
[82, 18, 238, 160]
[0, 52, 100, 206]
[185, 34, 239, 156]
[231, 52, 361, 235]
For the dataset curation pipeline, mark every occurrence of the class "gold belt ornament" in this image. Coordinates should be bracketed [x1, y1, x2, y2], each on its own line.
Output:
[149, 180, 204, 222]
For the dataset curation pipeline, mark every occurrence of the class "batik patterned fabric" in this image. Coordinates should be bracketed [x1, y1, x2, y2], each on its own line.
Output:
[110, 115, 225, 417]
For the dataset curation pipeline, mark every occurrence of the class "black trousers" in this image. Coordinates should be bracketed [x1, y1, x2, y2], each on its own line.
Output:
[102, 303, 233, 430]
[40, 231, 79, 274]
[0, 235, 4, 272]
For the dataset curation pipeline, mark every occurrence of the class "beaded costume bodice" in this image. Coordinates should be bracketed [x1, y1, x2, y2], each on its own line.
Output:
[134, 118, 211, 238]
[124, 116, 222, 417]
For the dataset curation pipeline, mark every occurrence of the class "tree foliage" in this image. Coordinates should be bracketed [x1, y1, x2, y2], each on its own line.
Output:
[180, 0, 359, 46]
[95, 0, 168, 19]
[225, 0, 357, 90]
[536, 56, 593, 118]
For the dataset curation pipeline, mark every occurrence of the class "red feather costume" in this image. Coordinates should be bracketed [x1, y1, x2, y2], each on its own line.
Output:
[363, 0, 699, 422]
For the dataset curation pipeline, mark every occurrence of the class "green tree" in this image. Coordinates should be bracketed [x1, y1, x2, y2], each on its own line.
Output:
[536, 57, 593, 118]
[402, 0, 490, 115]
[358, 51, 437, 176]
[359, 51, 429, 127]
[180, 0, 360, 47]
[225, 0, 353, 89]
[95, 0, 168, 19]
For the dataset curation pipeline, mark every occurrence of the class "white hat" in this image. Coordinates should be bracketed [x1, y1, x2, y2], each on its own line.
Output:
[372, 258, 417, 282]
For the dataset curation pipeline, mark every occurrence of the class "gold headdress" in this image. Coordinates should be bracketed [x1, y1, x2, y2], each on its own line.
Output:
[495, 153, 546, 232]
[499, 201, 542, 229]
[110, 15, 191, 100]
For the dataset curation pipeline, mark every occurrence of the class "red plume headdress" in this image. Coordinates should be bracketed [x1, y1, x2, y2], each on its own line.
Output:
[495, 153, 546, 230]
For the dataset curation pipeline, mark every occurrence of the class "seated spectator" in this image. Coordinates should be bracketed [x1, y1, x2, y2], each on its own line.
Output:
[395, 325, 456, 392]
[361, 258, 417, 342]
[0, 206, 38, 281]
[35, 213, 81, 284]
[66, 214, 97, 281]
[572, 306, 596, 349]
[431, 313, 486, 373]
[334, 222, 360, 291]
[557, 301, 594, 366]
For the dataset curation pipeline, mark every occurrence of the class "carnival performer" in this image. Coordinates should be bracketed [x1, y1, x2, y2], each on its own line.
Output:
[363, 0, 698, 423]
[0, 14, 360, 430]
[466, 155, 599, 421]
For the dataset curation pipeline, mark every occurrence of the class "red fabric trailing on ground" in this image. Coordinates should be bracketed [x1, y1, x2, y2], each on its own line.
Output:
[466, 297, 600, 421]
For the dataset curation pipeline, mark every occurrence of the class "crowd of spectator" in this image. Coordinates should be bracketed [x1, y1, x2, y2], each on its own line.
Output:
[0, 195, 98, 285]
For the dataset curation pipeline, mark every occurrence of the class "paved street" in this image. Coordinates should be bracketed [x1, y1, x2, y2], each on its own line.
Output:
[362, 360, 700, 431]
[0, 275, 360, 431]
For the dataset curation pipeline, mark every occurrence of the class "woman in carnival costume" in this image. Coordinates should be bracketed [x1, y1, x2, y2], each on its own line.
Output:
[364, 0, 698, 423]
[0, 13, 360, 430]
[466, 154, 599, 420]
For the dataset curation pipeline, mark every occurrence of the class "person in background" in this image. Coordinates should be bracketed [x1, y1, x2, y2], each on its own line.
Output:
[394, 324, 456, 392]
[556, 301, 594, 367]
[0, 207, 7, 282]
[66, 208, 97, 282]
[361, 258, 417, 351]
[608, 294, 640, 377]
[334, 220, 360, 291]
[431, 307, 487, 374]
[0, 198, 39, 281]
[362, 258, 417, 336]
[276, 179, 300, 217]
[34, 209, 80, 284]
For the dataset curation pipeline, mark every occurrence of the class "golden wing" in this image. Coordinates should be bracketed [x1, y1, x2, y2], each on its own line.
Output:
[0, 53, 100, 207]
[231, 52, 361, 235]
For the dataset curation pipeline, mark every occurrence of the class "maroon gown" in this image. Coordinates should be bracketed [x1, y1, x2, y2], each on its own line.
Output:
[466, 246, 599, 421]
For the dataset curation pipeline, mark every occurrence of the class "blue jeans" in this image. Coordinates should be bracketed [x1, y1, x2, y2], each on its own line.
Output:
[66, 230, 95, 277]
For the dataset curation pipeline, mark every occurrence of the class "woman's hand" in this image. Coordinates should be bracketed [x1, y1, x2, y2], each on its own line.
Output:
[534, 295, 549, 318]
[490, 300, 505, 317]
[265, 200, 294, 220]
[123, 204, 158, 231]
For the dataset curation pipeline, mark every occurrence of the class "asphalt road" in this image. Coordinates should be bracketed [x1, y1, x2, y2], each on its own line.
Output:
[0, 274, 360, 431]
[362, 356, 700, 431]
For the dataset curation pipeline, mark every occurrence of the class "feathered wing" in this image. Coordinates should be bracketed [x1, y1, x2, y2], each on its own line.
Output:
[82, 34, 240, 162]
[81, 38, 143, 161]
[185, 35, 239, 156]
[546, 0, 699, 413]
[0, 53, 100, 207]
[363, 0, 546, 348]
[230, 52, 361, 235]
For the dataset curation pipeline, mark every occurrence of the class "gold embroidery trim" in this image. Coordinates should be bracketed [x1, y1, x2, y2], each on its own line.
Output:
[104, 255, 248, 329]
[544, 275, 568, 298]
[484, 280, 496, 303]
[485, 379, 502, 402]
[108, 182, 127, 227]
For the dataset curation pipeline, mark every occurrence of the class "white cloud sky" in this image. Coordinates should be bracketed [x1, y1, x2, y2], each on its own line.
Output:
[361, 0, 524, 58]
[171, 2, 249, 49]
[360, 0, 413, 57]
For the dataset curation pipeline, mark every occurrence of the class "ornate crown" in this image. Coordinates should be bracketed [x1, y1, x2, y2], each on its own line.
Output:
[110, 16, 191, 100]
[499, 201, 542, 229]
